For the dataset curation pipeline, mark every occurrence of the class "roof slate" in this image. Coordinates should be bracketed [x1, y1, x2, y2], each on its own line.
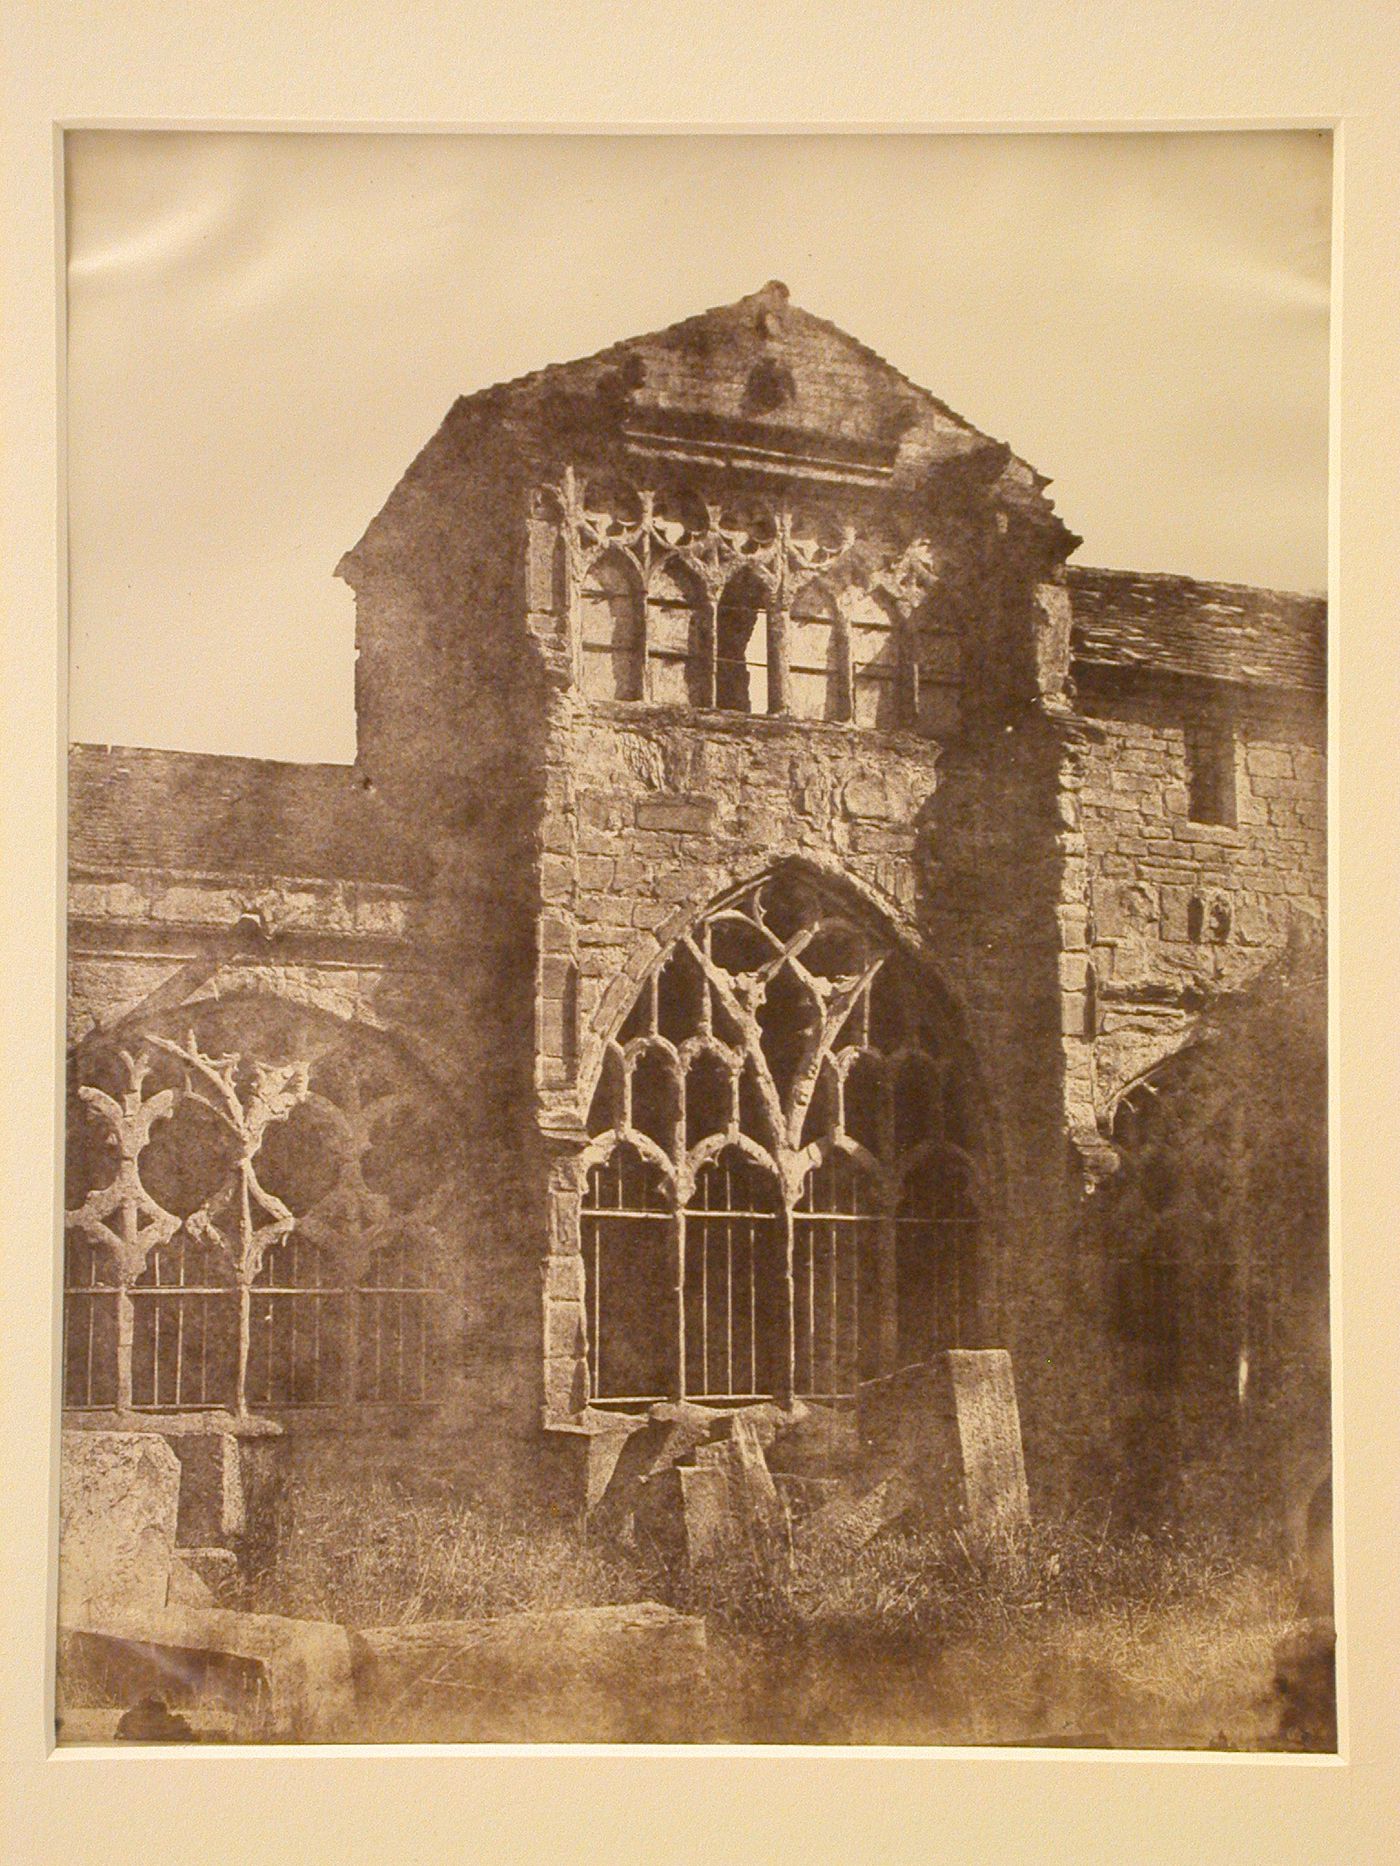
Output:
[1068, 565, 1326, 695]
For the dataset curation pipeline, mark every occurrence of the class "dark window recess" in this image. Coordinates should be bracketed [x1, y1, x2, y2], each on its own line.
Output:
[1185, 720, 1237, 826]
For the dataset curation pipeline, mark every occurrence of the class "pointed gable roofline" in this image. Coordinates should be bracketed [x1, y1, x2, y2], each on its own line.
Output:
[339, 283, 1079, 579]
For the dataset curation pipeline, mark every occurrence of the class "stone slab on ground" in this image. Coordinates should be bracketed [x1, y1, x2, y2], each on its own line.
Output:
[59, 1606, 355, 1741]
[857, 1350, 1030, 1541]
[798, 1470, 918, 1557]
[352, 1601, 706, 1703]
[60, 1431, 182, 1621]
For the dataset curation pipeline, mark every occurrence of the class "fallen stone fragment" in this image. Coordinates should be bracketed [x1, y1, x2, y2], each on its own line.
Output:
[59, 1605, 355, 1740]
[798, 1471, 918, 1556]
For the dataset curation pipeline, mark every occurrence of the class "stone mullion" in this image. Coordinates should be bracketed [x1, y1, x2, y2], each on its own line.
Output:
[876, 1212, 898, 1377]
[638, 497, 656, 704]
[670, 1044, 687, 1402]
[671, 1208, 688, 1403]
[114, 1285, 135, 1412]
[877, 1051, 899, 1377]
[767, 516, 793, 717]
[778, 1201, 797, 1407]
[233, 1167, 255, 1418]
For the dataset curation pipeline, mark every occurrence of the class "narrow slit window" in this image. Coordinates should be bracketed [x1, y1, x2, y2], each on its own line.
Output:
[1185, 718, 1238, 826]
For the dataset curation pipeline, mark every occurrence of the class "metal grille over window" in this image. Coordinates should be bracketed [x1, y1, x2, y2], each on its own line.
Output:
[580, 869, 985, 1407]
[62, 1003, 454, 1419]
[554, 473, 959, 733]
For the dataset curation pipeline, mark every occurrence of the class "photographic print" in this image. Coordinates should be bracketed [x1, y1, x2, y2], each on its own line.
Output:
[56, 129, 1332, 1750]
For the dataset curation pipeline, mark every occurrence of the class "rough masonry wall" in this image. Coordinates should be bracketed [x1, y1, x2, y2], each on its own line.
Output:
[1068, 677, 1327, 1120]
[343, 422, 569, 1488]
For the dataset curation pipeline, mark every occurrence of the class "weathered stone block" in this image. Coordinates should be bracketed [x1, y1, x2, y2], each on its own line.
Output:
[857, 1351, 1030, 1542]
[539, 854, 574, 902]
[945, 1350, 1031, 1540]
[688, 1412, 790, 1555]
[60, 1432, 181, 1621]
[1246, 746, 1294, 779]
[575, 854, 614, 890]
[634, 795, 718, 835]
[167, 1434, 245, 1548]
[63, 1606, 354, 1740]
[69, 879, 150, 920]
[545, 1297, 585, 1359]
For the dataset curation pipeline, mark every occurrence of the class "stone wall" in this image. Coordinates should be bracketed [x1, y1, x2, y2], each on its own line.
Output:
[1064, 674, 1326, 1123]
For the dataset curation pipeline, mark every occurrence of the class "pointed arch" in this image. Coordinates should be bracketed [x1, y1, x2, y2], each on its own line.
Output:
[573, 863, 991, 1407]
[715, 566, 776, 714]
[578, 546, 645, 701]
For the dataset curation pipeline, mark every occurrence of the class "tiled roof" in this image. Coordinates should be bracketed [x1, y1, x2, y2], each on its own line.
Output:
[1068, 566, 1326, 694]
[68, 745, 423, 886]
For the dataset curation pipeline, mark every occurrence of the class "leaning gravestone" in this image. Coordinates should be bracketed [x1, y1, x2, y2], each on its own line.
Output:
[60, 1431, 182, 1620]
[944, 1350, 1030, 1539]
[857, 1350, 1030, 1542]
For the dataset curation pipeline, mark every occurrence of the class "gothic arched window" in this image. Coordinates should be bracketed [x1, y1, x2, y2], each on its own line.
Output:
[788, 582, 843, 722]
[578, 548, 645, 701]
[580, 870, 984, 1406]
[715, 569, 775, 715]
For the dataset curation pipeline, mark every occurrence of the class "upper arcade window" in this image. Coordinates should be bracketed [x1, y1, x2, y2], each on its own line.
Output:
[559, 475, 962, 734]
[715, 569, 776, 715]
[579, 549, 645, 702]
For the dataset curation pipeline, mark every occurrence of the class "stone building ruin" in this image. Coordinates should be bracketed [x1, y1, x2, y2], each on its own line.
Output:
[64, 283, 1327, 1539]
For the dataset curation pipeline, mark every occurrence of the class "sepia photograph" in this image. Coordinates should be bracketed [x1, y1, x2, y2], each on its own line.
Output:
[55, 127, 1333, 1752]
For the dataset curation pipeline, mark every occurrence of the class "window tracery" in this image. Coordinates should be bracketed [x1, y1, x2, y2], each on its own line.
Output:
[62, 1002, 452, 1416]
[554, 473, 958, 733]
[579, 870, 984, 1405]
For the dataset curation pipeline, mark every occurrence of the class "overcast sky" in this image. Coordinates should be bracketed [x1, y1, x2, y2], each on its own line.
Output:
[66, 130, 1331, 765]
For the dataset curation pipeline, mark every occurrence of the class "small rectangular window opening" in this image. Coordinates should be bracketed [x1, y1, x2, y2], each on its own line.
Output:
[1185, 718, 1237, 826]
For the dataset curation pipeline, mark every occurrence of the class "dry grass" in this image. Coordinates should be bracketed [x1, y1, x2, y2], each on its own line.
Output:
[233, 1473, 646, 1628]
[235, 1479, 1322, 1748]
